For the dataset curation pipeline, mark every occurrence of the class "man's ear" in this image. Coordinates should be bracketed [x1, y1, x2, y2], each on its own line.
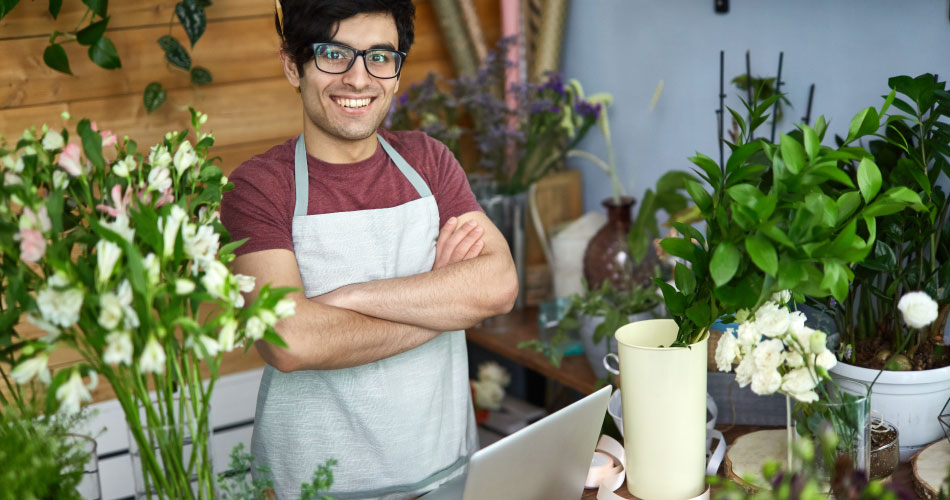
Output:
[280, 50, 301, 90]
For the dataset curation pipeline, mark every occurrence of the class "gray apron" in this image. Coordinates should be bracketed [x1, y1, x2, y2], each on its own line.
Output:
[250, 134, 477, 500]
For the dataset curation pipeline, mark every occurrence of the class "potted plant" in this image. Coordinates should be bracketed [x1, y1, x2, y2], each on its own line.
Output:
[803, 74, 950, 461]
[633, 86, 923, 498]
[0, 110, 294, 499]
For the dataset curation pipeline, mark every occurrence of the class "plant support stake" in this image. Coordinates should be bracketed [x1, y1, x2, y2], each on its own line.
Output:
[718, 50, 725, 170]
[745, 50, 754, 140]
[770, 51, 784, 143]
[802, 83, 815, 125]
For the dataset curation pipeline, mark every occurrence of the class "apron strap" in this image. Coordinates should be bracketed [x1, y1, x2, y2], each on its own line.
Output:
[293, 133, 309, 217]
[293, 133, 433, 217]
[377, 133, 433, 198]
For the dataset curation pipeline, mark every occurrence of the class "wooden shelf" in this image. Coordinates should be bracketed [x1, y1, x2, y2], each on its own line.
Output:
[466, 307, 599, 395]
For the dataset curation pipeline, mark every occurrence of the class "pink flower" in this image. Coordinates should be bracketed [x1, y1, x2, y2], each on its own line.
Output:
[91, 122, 117, 148]
[18, 228, 46, 262]
[137, 186, 175, 208]
[58, 143, 83, 177]
[21, 205, 52, 232]
[96, 184, 133, 218]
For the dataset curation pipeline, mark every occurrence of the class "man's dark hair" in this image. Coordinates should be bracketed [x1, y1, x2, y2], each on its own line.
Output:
[276, 0, 415, 76]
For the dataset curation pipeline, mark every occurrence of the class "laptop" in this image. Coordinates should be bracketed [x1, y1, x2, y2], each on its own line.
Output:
[422, 385, 612, 500]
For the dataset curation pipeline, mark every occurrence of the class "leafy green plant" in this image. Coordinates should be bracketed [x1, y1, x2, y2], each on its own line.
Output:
[0, 0, 214, 114]
[216, 443, 338, 500]
[0, 408, 93, 500]
[806, 74, 950, 370]
[655, 88, 925, 347]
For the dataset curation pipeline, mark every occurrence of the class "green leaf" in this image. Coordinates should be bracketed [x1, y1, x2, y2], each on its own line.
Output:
[880, 88, 896, 116]
[814, 115, 828, 140]
[77, 119, 105, 171]
[821, 261, 850, 303]
[43, 43, 72, 75]
[670, 221, 706, 249]
[727, 183, 763, 208]
[263, 329, 289, 349]
[754, 191, 777, 221]
[728, 107, 747, 140]
[689, 153, 721, 185]
[659, 238, 697, 265]
[77, 16, 109, 46]
[777, 257, 805, 290]
[190, 66, 212, 85]
[674, 262, 696, 296]
[861, 199, 908, 218]
[143, 82, 167, 114]
[158, 35, 191, 70]
[780, 133, 806, 174]
[176, 0, 206, 47]
[856, 157, 882, 203]
[48, 0, 62, 19]
[88, 36, 121, 69]
[81, 0, 107, 17]
[725, 141, 764, 176]
[219, 237, 249, 257]
[836, 191, 862, 224]
[882, 186, 923, 206]
[654, 279, 685, 315]
[710, 242, 740, 287]
[805, 161, 854, 188]
[760, 221, 794, 248]
[847, 106, 880, 141]
[746, 234, 778, 276]
[685, 302, 711, 329]
[684, 179, 713, 212]
[801, 124, 820, 160]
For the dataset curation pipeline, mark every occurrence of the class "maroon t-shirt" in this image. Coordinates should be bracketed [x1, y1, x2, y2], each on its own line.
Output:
[221, 129, 482, 257]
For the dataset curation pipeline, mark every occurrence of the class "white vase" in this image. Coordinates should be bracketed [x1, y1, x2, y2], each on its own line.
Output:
[829, 361, 950, 461]
[579, 311, 652, 380]
[615, 319, 707, 500]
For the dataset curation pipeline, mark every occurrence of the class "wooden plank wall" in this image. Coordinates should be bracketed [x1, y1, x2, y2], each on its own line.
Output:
[0, 0, 501, 175]
[0, 0, 501, 400]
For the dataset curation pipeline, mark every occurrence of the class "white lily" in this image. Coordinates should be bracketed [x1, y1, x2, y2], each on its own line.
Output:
[103, 331, 134, 366]
[11, 353, 51, 385]
[139, 337, 167, 375]
[56, 369, 97, 415]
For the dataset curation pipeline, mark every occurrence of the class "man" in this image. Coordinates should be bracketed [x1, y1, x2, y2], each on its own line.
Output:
[220, 1, 518, 499]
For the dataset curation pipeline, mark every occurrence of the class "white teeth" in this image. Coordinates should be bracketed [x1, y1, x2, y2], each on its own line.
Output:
[336, 98, 370, 108]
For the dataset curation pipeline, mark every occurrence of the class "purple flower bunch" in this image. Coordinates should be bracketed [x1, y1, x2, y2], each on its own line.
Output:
[389, 37, 605, 195]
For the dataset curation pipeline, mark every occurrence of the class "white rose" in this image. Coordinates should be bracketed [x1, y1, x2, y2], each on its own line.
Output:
[809, 330, 829, 355]
[274, 298, 296, 318]
[11, 353, 51, 385]
[96, 240, 122, 285]
[175, 279, 196, 295]
[478, 361, 511, 387]
[734, 356, 756, 388]
[42, 131, 64, 151]
[139, 337, 166, 375]
[752, 338, 785, 372]
[103, 331, 133, 366]
[98, 292, 123, 330]
[750, 368, 783, 395]
[52, 170, 69, 190]
[715, 329, 740, 372]
[147, 165, 172, 193]
[815, 350, 837, 371]
[148, 144, 172, 169]
[736, 322, 760, 352]
[173, 140, 198, 177]
[472, 379, 505, 410]
[897, 291, 939, 329]
[785, 350, 804, 368]
[770, 290, 791, 305]
[781, 367, 819, 395]
[753, 303, 791, 338]
[788, 389, 819, 404]
[788, 310, 807, 334]
[218, 319, 238, 352]
[56, 369, 96, 415]
[246, 316, 266, 341]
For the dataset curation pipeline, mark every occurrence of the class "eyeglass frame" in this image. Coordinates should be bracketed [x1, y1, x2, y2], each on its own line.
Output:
[310, 42, 407, 79]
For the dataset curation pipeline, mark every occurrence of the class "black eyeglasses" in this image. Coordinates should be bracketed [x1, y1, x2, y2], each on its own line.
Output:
[311, 42, 406, 79]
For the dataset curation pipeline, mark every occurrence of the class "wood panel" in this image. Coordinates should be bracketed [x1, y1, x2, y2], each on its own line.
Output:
[0, 0, 269, 39]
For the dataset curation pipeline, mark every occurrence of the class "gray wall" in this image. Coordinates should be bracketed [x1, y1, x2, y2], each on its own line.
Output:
[561, 0, 950, 213]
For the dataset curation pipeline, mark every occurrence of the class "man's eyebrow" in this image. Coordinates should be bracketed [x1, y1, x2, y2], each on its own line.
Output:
[368, 43, 397, 51]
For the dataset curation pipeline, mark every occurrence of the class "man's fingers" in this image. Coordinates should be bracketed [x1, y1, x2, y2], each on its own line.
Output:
[462, 239, 484, 260]
[434, 217, 458, 267]
[451, 225, 483, 262]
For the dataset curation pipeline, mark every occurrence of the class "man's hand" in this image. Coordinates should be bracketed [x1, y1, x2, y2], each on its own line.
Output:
[433, 217, 484, 269]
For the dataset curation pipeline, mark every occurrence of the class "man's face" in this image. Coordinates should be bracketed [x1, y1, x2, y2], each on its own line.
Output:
[295, 12, 401, 144]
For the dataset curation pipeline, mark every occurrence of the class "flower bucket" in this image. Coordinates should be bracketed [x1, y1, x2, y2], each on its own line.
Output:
[614, 319, 707, 500]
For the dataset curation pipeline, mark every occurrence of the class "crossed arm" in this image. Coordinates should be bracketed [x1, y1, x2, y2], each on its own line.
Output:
[230, 211, 518, 372]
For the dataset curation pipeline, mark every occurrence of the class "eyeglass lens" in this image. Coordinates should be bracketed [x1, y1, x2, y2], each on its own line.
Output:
[314, 43, 402, 78]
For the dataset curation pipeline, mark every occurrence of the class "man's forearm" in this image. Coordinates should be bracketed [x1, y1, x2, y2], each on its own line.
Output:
[258, 296, 440, 372]
[318, 251, 518, 331]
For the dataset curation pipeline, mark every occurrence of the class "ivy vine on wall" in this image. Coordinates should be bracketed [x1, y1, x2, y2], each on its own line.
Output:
[0, 0, 214, 114]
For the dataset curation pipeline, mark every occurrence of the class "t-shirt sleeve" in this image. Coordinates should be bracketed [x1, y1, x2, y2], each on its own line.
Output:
[220, 161, 294, 257]
[428, 139, 483, 227]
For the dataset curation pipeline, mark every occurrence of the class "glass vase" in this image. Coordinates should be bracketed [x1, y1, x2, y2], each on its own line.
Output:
[583, 197, 659, 292]
[66, 433, 101, 500]
[128, 397, 215, 500]
[793, 384, 871, 484]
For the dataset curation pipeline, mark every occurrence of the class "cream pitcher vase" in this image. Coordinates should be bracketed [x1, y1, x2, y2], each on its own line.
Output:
[607, 319, 709, 500]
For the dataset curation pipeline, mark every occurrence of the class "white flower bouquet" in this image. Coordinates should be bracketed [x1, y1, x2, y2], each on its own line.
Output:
[0, 110, 294, 499]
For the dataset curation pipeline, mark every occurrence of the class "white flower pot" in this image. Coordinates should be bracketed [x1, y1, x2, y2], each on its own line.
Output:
[579, 312, 652, 380]
[829, 361, 950, 461]
[615, 319, 707, 500]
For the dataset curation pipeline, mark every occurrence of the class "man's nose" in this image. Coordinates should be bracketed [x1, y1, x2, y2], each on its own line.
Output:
[341, 55, 373, 87]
